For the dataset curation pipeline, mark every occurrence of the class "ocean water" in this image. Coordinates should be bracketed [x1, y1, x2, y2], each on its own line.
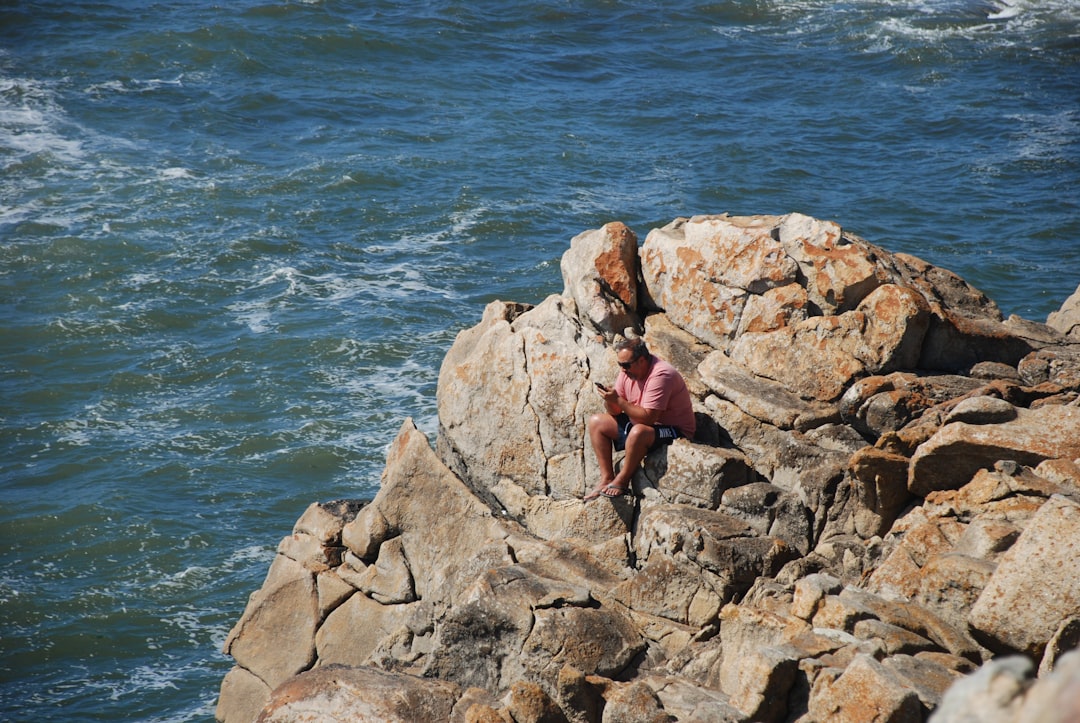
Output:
[1, 1, 1077, 720]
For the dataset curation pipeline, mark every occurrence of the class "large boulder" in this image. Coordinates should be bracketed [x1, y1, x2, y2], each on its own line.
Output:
[257, 665, 461, 723]
[806, 654, 923, 723]
[436, 297, 588, 499]
[728, 283, 930, 402]
[909, 405, 1080, 496]
[221, 552, 320, 692]
[968, 495, 1080, 658]
[930, 647, 1080, 723]
[561, 221, 641, 337]
[640, 214, 804, 348]
[1047, 282, 1080, 340]
[343, 418, 518, 605]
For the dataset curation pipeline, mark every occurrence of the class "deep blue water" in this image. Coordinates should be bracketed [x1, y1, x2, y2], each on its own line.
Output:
[2, 1, 1078, 720]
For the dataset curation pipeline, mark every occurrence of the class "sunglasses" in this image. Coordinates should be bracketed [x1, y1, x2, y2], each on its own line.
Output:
[618, 358, 637, 370]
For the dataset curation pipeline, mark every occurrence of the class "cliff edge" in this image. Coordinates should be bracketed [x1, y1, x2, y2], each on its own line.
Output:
[216, 213, 1080, 723]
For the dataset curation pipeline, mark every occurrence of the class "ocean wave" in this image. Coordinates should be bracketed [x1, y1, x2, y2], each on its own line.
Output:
[1006, 109, 1079, 163]
[84, 75, 187, 96]
[226, 544, 277, 568]
[761, 0, 1080, 51]
[0, 76, 86, 167]
[987, 0, 1080, 23]
[153, 561, 216, 592]
[159, 166, 195, 180]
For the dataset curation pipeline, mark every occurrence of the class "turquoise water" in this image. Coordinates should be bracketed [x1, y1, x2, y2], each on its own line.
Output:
[2, 1, 1078, 720]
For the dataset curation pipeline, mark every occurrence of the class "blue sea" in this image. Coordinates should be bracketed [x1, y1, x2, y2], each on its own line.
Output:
[1, 1, 1078, 720]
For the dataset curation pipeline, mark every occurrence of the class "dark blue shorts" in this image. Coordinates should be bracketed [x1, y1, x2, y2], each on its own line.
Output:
[613, 413, 682, 452]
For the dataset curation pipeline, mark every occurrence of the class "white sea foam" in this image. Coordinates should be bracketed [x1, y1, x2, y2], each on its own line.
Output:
[775, 0, 1080, 50]
[84, 79, 129, 95]
[256, 265, 304, 292]
[365, 265, 456, 300]
[448, 203, 486, 237]
[1006, 109, 1078, 162]
[0, 200, 34, 227]
[101, 663, 181, 701]
[165, 607, 210, 645]
[85, 76, 185, 95]
[156, 565, 214, 591]
[159, 167, 195, 180]
[229, 266, 337, 331]
[147, 699, 220, 723]
[1, 117, 85, 164]
[366, 220, 465, 254]
[0, 76, 86, 166]
[313, 347, 442, 456]
[0, 576, 21, 605]
[125, 271, 164, 288]
[244, 261, 456, 313]
[982, 0, 1080, 23]
[228, 301, 275, 333]
[987, 0, 1023, 20]
[54, 419, 93, 447]
[227, 544, 277, 568]
[870, 15, 998, 46]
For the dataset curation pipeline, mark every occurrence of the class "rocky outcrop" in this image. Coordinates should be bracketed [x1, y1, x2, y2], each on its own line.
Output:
[1048, 284, 1080, 341]
[216, 214, 1080, 723]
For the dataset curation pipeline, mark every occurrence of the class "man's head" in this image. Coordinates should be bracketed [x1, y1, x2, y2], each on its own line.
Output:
[615, 338, 651, 380]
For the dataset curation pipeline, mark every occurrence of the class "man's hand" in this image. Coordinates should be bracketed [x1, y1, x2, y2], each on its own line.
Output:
[596, 382, 661, 426]
[595, 382, 620, 408]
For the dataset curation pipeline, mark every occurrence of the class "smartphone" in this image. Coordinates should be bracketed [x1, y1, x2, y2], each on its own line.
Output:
[594, 381, 607, 390]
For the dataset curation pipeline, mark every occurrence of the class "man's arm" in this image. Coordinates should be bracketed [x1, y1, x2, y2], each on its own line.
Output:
[620, 397, 661, 426]
[601, 386, 661, 426]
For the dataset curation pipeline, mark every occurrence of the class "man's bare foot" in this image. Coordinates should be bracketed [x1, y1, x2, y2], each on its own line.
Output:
[600, 482, 631, 498]
[584, 479, 615, 501]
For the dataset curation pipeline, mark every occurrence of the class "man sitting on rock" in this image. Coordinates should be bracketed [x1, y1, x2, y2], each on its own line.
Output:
[585, 337, 696, 500]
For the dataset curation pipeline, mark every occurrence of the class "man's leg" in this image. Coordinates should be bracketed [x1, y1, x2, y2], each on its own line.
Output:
[585, 412, 619, 499]
[605, 423, 655, 495]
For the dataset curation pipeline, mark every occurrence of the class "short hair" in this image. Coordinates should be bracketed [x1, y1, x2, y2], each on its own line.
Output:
[616, 337, 649, 360]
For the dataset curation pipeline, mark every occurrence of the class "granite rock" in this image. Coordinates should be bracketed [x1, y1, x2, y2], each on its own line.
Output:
[217, 215, 1080, 722]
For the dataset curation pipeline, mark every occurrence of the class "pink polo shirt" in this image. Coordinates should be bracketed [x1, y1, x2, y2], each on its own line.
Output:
[615, 356, 696, 437]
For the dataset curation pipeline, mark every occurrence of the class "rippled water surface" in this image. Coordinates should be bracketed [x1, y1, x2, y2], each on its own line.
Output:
[2, 1, 1078, 720]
